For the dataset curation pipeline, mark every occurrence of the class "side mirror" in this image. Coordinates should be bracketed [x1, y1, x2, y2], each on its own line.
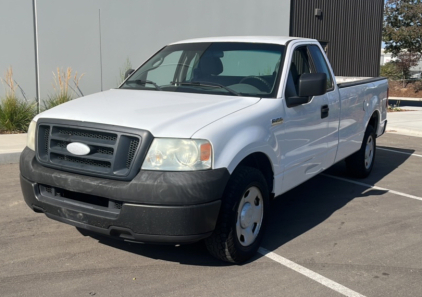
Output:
[124, 69, 135, 79]
[298, 73, 327, 97]
[286, 73, 327, 107]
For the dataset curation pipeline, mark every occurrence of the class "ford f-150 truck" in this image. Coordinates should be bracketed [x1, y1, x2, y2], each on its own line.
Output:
[20, 36, 388, 263]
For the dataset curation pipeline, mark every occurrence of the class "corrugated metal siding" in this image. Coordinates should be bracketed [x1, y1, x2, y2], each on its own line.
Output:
[290, 0, 384, 77]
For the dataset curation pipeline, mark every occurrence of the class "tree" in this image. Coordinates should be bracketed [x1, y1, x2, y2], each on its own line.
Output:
[380, 61, 401, 80]
[383, 0, 422, 56]
[396, 51, 421, 84]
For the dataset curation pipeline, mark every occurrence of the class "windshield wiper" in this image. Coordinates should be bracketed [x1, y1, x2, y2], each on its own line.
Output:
[170, 81, 240, 96]
[125, 79, 162, 90]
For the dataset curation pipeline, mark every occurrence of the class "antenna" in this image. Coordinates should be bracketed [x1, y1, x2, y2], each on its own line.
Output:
[99, 9, 103, 92]
[32, 0, 40, 113]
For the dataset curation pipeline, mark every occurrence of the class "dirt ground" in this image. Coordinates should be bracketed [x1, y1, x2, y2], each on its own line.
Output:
[389, 80, 422, 98]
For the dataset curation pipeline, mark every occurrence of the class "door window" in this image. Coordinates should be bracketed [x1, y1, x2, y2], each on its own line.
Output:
[308, 45, 334, 90]
[285, 46, 312, 98]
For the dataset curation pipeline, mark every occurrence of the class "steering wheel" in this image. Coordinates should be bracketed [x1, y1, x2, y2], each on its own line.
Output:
[239, 76, 272, 92]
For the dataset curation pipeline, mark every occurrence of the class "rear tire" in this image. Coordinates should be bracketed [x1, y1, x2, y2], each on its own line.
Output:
[345, 125, 376, 178]
[205, 166, 269, 264]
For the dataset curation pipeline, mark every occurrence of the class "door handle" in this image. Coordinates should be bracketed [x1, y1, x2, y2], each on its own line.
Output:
[321, 105, 329, 119]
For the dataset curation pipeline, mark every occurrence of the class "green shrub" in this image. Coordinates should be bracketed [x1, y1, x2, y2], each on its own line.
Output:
[380, 62, 401, 80]
[42, 93, 73, 110]
[0, 95, 36, 133]
[0, 66, 36, 133]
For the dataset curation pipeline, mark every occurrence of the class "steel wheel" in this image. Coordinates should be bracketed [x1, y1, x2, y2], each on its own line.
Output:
[345, 125, 376, 178]
[205, 166, 269, 263]
[236, 186, 264, 247]
[365, 135, 374, 169]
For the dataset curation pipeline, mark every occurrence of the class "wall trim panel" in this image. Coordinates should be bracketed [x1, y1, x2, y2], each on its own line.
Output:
[290, 0, 384, 77]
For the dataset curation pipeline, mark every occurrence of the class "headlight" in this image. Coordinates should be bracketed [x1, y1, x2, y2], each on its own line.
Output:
[26, 120, 37, 151]
[142, 138, 212, 171]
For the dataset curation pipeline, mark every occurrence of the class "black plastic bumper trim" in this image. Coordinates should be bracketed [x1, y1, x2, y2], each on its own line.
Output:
[20, 174, 222, 243]
[45, 213, 213, 244]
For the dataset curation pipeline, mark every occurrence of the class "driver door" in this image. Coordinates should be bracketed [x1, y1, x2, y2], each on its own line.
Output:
[280, 45, 329, 192]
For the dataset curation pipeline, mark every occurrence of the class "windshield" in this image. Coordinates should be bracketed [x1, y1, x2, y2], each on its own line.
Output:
[120, 42, 285, 98]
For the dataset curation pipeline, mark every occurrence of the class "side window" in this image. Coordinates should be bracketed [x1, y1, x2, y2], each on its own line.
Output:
[286, 46, 312, 97]
[308, 45, 334, 90]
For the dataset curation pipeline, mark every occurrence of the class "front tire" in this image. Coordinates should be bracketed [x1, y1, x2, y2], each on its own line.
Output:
[205, 166, 269, 264]
[345, 125, 376, 178]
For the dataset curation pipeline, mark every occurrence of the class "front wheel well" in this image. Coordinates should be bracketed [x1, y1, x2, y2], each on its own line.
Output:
[235, 152, 274, 196]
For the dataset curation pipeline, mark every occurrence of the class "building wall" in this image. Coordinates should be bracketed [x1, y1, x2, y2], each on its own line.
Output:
[0, 0, 291, 101]
[380, 50, 394, 65]
[290, 0, 384, 77]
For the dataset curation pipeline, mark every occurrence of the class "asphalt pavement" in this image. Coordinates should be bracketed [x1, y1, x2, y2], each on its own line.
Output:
[1, 132, 421, 297]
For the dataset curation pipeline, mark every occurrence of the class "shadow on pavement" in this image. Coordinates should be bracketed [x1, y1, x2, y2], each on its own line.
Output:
[325, 145, 415, 186]
[76, 228, 231, 266]
[79, 146, 414, 264]
[261, 145, 414, 251]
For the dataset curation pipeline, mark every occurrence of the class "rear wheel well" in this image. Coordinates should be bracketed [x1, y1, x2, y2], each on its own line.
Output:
[368, 111, 379, 133]
[236, 153, 274, 197]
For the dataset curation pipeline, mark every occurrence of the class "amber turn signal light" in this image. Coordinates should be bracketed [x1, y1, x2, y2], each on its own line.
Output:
[200, 143, 212, 161]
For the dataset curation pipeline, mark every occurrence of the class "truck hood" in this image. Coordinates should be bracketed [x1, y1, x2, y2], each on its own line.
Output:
[35, 89, 260, 138]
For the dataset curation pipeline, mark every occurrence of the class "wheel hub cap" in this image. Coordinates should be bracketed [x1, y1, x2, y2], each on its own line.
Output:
[365, 136, 374, 169]
[236, 186, 264, 247]
[240, 203, 253, 228]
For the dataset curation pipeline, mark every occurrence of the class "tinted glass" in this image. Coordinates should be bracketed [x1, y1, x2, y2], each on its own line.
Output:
[146, 51, 183, 85]
[220, 50, 281, 76]
[120, 42, 285, 98]
[309, 45, 333, 89]
[286, 46, 312, 96]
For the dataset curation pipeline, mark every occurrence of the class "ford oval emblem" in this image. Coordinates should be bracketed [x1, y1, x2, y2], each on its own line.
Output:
[66, 142, 91, 156]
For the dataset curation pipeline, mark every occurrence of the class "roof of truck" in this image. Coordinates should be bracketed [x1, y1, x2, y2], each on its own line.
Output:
[170, 36, 313, 46]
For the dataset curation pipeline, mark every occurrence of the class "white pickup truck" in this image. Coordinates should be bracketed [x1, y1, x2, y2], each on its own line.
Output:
[20, 36, 388, 263]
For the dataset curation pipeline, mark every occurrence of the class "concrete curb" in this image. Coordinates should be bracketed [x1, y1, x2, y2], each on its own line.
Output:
[386, 127, 422, 138]
[0, 151, 22, 165]
[389, 97, 422, 102]
[0, 133, 27, 165]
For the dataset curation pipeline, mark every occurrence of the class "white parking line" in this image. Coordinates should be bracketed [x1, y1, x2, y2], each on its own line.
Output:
[321, 174, 422, 202]
[378, 147, 422, 158]
[258, 247, 366, 297]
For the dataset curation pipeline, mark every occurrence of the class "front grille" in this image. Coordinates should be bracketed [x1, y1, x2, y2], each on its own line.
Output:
[126, 139, 139, 169]
[97, 147, 114, 155]
[54, 154, 111, 168]
[35, 120, 151, 180]
[58, 128, 118, 141]
[43, 127, 50, 154]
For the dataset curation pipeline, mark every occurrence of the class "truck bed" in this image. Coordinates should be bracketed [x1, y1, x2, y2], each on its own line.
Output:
[336, 76, 387, 88]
